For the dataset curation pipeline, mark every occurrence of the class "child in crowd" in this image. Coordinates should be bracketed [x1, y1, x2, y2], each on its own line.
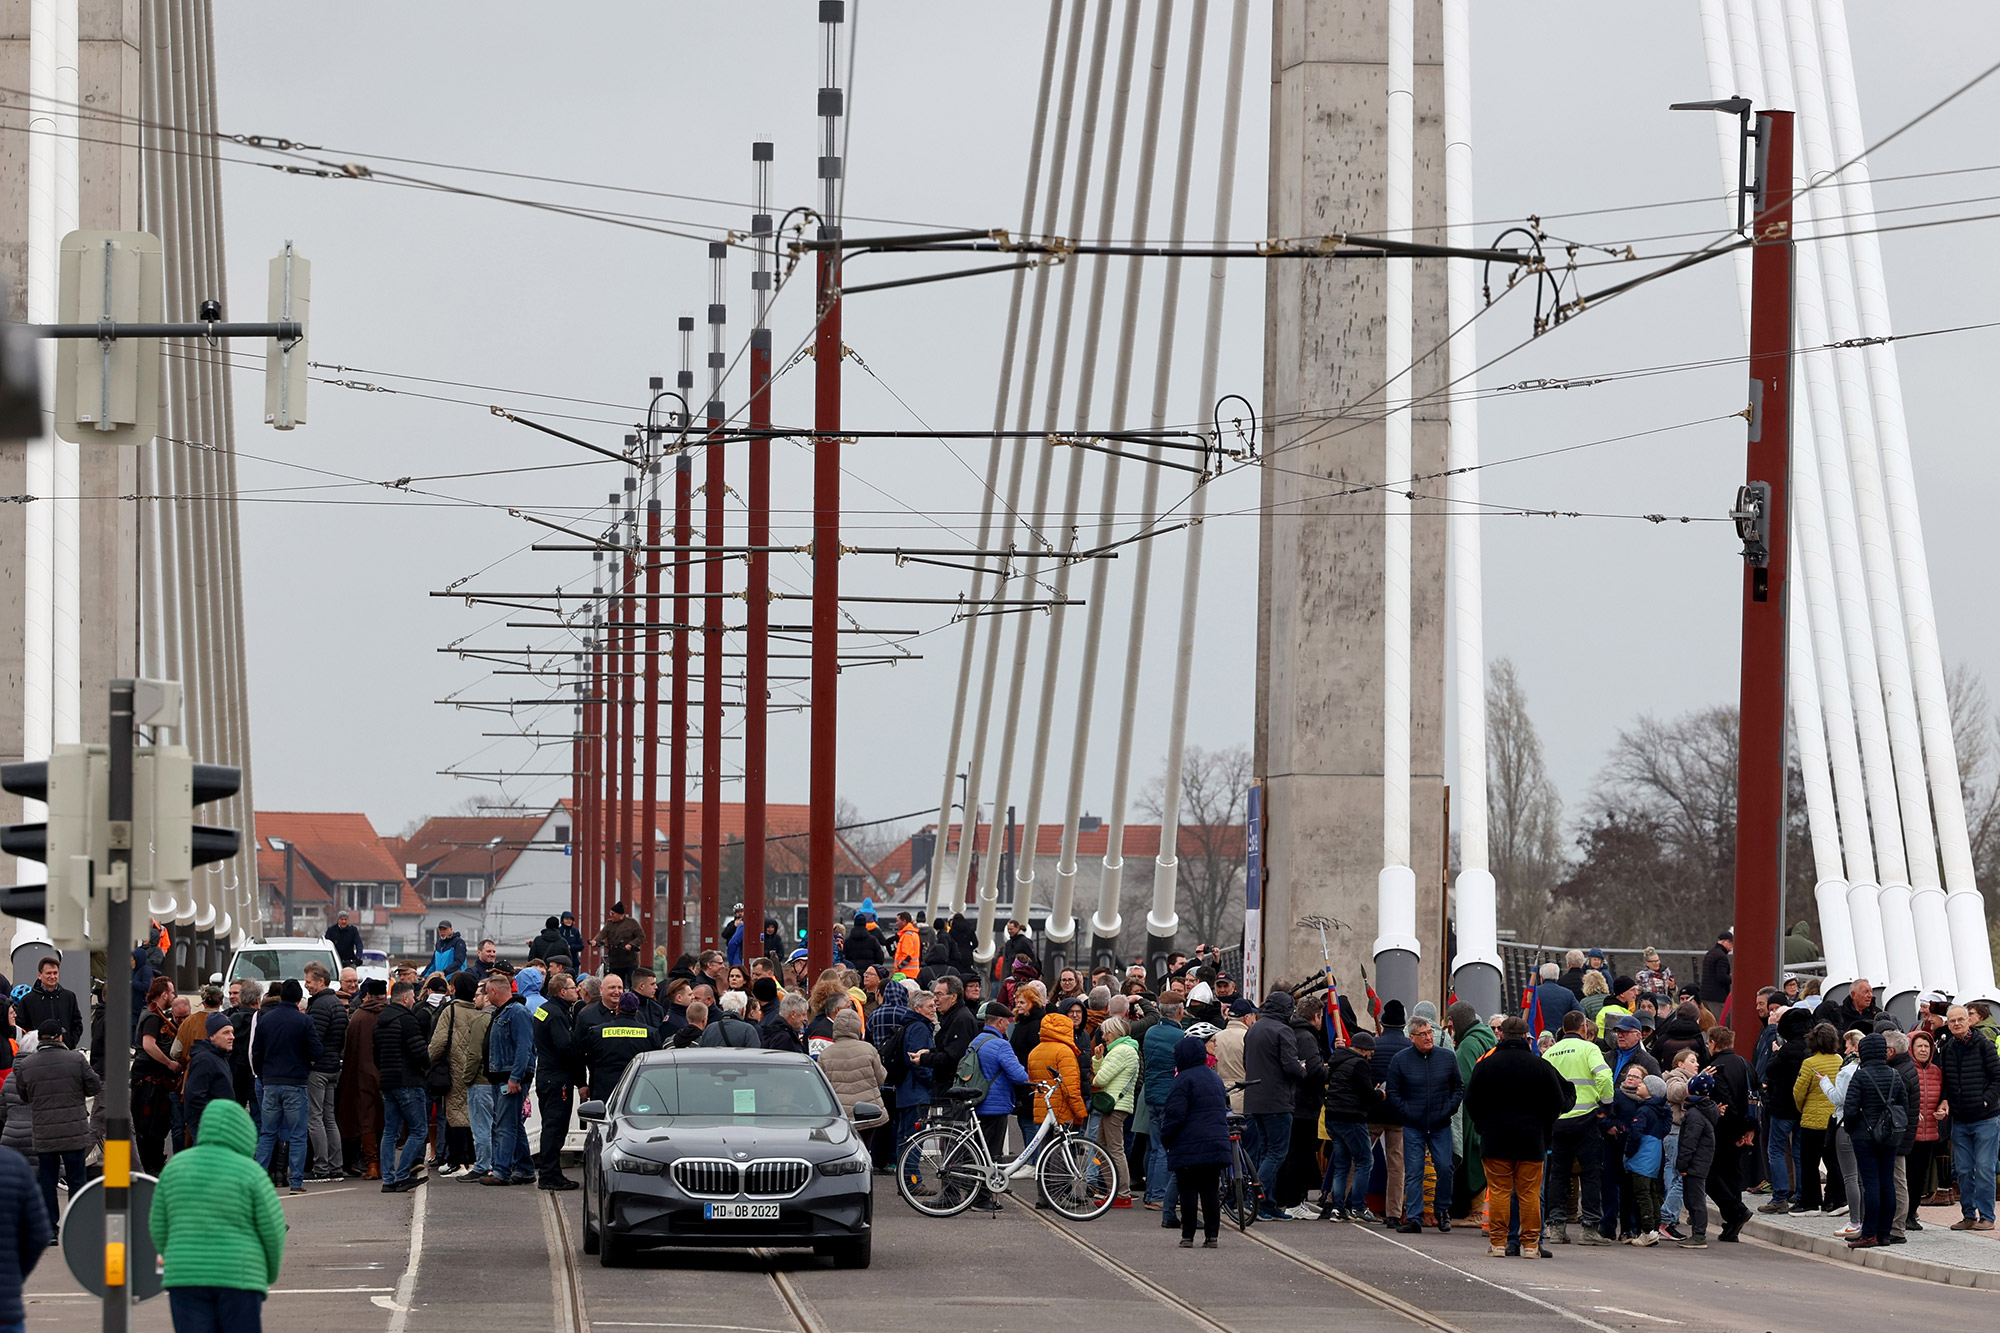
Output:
[1676, 1072, 1722, 1248]
[1615, 1070, 1670, 1245]
[1659, 1047, 1699, 1240]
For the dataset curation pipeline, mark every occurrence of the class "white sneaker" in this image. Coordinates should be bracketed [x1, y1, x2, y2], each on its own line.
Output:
[1836, 1224, 1860, 1238]
[1827, 1205, 1848, 1217]
[1630, 1233, 1658, 1247]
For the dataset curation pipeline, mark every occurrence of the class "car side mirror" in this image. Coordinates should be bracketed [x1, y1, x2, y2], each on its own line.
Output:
[850, 1101, 886, 1128]
[578, 1100, 607, 1123]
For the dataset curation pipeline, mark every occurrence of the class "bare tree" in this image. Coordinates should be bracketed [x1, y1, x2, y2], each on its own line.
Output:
[1948, 664, 2000, 923]
[1139, 744, 1253, 948]
[834, 796, 911, 874]
[1485, 659, 1570, 944]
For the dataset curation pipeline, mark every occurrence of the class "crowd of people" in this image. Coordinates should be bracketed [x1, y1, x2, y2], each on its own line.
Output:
[7, 907, 2000, 1324]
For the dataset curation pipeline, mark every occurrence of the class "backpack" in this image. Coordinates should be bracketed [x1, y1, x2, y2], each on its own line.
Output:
[1863, 1067, 1908, 1148]
[955, 1032, 999, 1100]
[878, 1020, 913, 1085]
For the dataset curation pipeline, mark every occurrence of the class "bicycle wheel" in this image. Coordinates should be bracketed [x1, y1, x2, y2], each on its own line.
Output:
[1038, 1136, 1117, 1221]
[1225, 1144, 1260, 1231]
[896, 1127, 983, 1218]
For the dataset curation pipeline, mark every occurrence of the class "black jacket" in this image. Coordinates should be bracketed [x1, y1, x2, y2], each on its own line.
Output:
[1698, 944, 1732, 1004]
[1937, 1030, 2000, 1123]
[1368, 1026, 1412, 1125]
[1242, 1009, 1308, 1115]
[1765, 1038, 1810, 1119]
[324, 922, 365, 967]
[1708, 1050, 1754, 1142]
[373, 1002, 432, 1090]
[1289, 1015, 1327, 1098]
[15, 983, 83, 1050]
[306, 987, 349, 1075]
[227, 1003, 259, 1102]
[1321, 1044, 1378, 1122]
[843, 921, 887, 967]
[577, 1012, 662, 1098]
[945, 919, 977, 973]
[760, 1014, 807, 1054]
[181, 1039, 236, 1135]
[1836, 997, 1886, 1034]
[1001, 931, 1038, 974]
[922, 1000, 981, 1079]
[1888, 1050, 1922, 1154]
[534, 998, 583, 1086]
[1844, 1039, 1913, 1145]
[1464, 1036, 1573, 1159]
[249, 1004, 322, 1088]
[529, 928, 570, 961]
[1676, 1097, 1719, 1177]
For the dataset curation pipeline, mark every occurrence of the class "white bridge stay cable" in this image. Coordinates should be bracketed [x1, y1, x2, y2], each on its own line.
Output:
[1150, 0, 1249, 966]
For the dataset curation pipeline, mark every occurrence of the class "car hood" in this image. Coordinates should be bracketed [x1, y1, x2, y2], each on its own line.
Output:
[610, 1113, 860, 1161]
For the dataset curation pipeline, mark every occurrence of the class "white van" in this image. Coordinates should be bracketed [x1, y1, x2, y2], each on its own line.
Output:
[225, 937, 343, 989]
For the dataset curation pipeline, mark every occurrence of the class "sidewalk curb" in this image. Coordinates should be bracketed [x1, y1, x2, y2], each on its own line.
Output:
[1742, 1218, 2000, 1289]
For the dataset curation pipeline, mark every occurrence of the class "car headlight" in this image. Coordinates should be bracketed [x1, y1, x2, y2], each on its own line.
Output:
[610, 1150, 666, 1176]
[819, 1153, 870, 1177]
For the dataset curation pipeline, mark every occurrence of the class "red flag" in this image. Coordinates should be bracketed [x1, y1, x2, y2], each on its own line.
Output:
[1362, 967, 1380, 1022]
[1325, 979, 1350, 1046]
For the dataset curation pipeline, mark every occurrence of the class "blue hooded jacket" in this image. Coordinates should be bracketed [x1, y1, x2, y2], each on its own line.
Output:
[430, 929, 467, 978]
[973, 1025, 1030, 1117]
[515, 967, 547, 1017]
[1158, 1036, 1231, 1169]
[1141, 1014, 1186, 1111]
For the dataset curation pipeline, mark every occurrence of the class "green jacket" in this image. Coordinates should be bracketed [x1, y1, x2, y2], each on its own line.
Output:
[150, 1100, 286, 1290]
[1546, 1035, 1614, 1120]
[1093, 1036, 1142, 1115]
[1453, 1021, 1497, 1193]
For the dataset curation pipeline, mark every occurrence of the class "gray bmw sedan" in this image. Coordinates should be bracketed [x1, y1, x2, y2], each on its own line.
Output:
[578, 1048, 878, 1268]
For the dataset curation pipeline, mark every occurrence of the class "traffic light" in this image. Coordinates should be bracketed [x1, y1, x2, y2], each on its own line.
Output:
[0, 745, 108, 948]
[133, 745, 241, 922]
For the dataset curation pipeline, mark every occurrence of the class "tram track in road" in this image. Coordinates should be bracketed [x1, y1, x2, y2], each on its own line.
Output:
[1023, 1205, 1477, 1333]
[751, 1249, 834, 1333]
[542, 1191, 592, 1333]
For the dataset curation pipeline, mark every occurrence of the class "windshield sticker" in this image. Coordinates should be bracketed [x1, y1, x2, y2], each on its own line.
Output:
[732, 1087, 757, 1114]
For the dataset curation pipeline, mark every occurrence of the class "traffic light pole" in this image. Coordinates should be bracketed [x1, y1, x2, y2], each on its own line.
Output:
[1730, 109, 1795, 1028]
[744, 139, 775, 969]
[102, 678, 134, 1333]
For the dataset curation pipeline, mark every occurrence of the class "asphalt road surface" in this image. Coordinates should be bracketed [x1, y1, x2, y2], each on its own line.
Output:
[21, 1175, 2000, 1332]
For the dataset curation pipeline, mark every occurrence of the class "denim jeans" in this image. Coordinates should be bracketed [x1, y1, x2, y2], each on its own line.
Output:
[1143, 1112, 1181, 1216]
[491, 1083, 530, 1180]
[1951, 1115, 2000, 1222]
[382, 1087, 429, 1185]
[1767, 1117, 1800, 1203]
[895, 1102, 928, 1161]
[168, 1287, 265, 1332]
[253, 1083, 309, 1188]
[1661, 1128, 1683, 1222]
[1321, 1119, 1372, 1213]
[1402, 1124, 1453, 1223]
[468, 1082, 497, 1177]
[1250, 1112, 1293, 1214]
[1856, 1140, 1898, 1243]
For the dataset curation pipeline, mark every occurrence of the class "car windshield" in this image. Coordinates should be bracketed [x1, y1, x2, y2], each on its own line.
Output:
[229, 949, 335, 982]
[620, 1062, 836, 1119]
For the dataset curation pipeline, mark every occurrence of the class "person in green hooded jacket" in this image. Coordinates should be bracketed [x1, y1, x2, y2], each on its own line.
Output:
[150, 1098, 286, 1331]
[1449, 1001, 1497, 1219]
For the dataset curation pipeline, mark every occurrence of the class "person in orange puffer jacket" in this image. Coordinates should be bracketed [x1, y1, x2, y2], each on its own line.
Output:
[1028, 1012, 1088, 1126]
[893, 913, 923, 977]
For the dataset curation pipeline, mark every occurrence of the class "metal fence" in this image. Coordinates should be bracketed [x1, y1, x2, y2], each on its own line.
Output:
[1496, 941, 1708, 1011]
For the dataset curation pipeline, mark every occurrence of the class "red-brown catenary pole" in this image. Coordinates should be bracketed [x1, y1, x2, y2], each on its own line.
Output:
[599, 528, 622, 964]
[744, 140, 775, 964]
[668, 317, 696, 962]
[570, 676, 584, 927]
[619, 473, 639, 926]
[702, 241, 728, 952]
[808, 1, 847, 974]
[640, 472, 663, 966]
[1731, 109, 1794, 1028]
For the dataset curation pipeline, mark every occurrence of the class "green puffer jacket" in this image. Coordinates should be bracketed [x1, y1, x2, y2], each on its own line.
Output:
[1093, 1036, 1142, 1115]
[150, 1099, 285, 1290]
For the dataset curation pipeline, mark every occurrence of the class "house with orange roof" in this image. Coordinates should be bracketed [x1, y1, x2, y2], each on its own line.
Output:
[256, 811, 416, 953]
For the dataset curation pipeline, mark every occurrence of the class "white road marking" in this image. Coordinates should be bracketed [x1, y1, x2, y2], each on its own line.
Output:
[269, 1286, 395, 1294]
[1357, 1227, 1625, 1333]
[385, 1178, 427, 1333]
[1593, 1307, 1683, 1324]
[592, 1325, 799, 1332]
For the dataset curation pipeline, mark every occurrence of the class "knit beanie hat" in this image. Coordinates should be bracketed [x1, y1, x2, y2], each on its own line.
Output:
[753, 976, 780, 1006]
[1642, 1074, 1667, 1100]
[1380, 999, 1406, 1027]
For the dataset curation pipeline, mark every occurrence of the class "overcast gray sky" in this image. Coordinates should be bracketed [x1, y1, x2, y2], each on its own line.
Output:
[213, 2, 2000, 852]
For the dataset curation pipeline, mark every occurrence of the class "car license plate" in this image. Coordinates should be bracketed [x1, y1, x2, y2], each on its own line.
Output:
[703, 1202, 780, 1220]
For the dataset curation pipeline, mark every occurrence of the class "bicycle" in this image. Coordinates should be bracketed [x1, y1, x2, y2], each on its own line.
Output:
[896, 1078, 1118, 1221]
[1223, 1081, 1260, 1231]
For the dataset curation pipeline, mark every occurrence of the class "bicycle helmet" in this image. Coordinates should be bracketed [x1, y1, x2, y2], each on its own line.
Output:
[1183, 1021, 1221, 1042]
[9, 983, 30, 1005]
